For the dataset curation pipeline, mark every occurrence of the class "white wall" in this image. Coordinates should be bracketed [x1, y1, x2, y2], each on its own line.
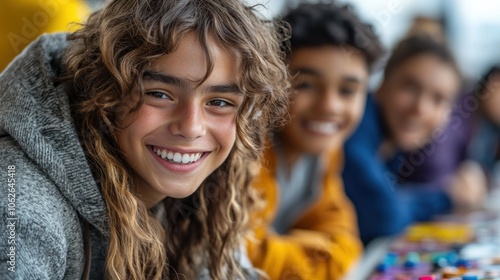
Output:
[245, 0, 500, 81]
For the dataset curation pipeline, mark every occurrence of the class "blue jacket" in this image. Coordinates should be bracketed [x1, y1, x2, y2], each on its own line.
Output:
[342, 94, 452, 245]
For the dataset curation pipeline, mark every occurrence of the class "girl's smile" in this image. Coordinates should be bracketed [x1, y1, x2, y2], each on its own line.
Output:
[148, 145, 208, 173]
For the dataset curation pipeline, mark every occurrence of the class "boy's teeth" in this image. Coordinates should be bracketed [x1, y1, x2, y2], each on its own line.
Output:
[307, 121, 339, 134]
[152, 146, 204, 164]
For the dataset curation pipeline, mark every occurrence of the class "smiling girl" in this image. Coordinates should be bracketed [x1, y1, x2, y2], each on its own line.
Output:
[0, 0, 289, 279]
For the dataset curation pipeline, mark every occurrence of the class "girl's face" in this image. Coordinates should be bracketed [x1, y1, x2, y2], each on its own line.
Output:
[377, 54, 459, 151]
[279, 46, 368, 157]
[115, 32, 243, 207]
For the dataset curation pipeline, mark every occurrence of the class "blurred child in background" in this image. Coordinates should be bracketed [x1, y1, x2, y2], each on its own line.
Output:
[246, 2, 383, 279]
[342, 35, 486, 245]
[395, 65, 500, 194]
[468, 66, 500, 177]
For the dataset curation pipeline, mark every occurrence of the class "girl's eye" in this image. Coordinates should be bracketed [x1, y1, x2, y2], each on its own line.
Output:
[340, 87, 356, 96]
[294, 82, 315, 90]
[207, 99, 232, 107]
[146, 91, 171, 100]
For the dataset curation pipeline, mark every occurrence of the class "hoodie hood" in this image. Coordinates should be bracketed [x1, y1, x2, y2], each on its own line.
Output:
[0, 33, 108, 236]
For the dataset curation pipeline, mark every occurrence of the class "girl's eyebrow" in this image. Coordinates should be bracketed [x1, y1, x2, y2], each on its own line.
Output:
[144, 71, 241, 95]
[342, 75, 364, 85]
[144, 71, 185, 87]
[291, 67, 365, 85]
[208, 84, 241, 94]
[290, 67, 322, 78]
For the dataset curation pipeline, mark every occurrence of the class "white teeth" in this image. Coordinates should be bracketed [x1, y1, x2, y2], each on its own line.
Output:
[306, 121, 339, 135]
[173, 153, 182, 162]
[152, 146, 204, 164]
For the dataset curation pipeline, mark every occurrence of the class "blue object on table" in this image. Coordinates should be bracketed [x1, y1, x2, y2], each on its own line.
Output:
[376, 263, 390, 273]
[456, 259, 472, 269]
[461, 274, 479, 280]
[403, 260, 417, 269]
[385, 252, 398, 266]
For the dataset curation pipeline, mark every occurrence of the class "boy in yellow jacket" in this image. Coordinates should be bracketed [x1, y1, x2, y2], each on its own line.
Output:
[247, 2, 384, 279]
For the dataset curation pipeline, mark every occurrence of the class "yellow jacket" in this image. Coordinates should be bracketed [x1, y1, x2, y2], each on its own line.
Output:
[0, 0, 90, 71]
[247, 146, 362, 279]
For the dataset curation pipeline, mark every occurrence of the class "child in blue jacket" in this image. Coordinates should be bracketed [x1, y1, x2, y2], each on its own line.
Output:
[343, 36, 485, 245]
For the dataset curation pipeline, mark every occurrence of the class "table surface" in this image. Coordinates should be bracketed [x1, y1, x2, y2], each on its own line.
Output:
[343, 186, 500, 280]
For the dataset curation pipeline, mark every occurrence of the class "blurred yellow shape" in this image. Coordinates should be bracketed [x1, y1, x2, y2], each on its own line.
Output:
[405, 222, 474, 243]
[0, 0, 90, 71]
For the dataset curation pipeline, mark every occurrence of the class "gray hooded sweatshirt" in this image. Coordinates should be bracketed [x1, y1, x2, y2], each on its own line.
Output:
[0, 33, 108, 280]
[0, 33, 255, 280]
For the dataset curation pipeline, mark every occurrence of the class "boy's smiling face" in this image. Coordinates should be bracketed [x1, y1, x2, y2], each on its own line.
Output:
[279, 45, 368, 157]
[115, 32, 243, 207]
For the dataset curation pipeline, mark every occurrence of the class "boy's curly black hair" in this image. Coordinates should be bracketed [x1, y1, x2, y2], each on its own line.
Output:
[281, 1, 384, 70]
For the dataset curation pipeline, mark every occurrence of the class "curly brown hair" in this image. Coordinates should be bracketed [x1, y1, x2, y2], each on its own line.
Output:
[62, 0, 290, 279]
